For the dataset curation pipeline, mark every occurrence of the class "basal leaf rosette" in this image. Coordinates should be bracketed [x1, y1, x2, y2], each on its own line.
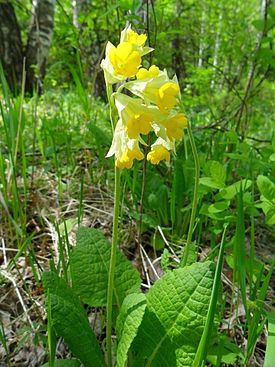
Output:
[101, 25, 152, 84]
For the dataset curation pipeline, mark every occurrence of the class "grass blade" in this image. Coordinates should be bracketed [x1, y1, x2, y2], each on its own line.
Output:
[264, 311, 275, 367]
[193, 224, 228, 367]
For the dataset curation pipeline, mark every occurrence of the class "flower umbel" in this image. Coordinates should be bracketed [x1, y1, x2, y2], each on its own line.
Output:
[102, 25, 188, 169]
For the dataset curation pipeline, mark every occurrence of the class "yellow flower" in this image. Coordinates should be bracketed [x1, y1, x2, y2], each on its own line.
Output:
[126, 111, 153, 139]
[157, 82, 180, 111]
[106, 119, 145, 169]
[122, 28, 147, 46]
[116, 148, 144, 169]
[101, 26, 153, 84]
[125, 69, 180, 111]
[136, 65, 160, 80]
[147, 145, 170, 165]
[162, 113, 188, 140]
[115, 93, 161, 139]
[109, 42, 141, 77]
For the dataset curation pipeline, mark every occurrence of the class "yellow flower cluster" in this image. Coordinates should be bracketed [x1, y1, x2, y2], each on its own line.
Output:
[101, 25, 188, 169]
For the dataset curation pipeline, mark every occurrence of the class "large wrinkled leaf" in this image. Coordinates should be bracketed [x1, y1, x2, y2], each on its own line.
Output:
[71, 227, 141, 307]
[130, 261, 214, 366]
[131, 309, 177, 367]
[116, 293, 147, 367]
[43, 272, 105, 367]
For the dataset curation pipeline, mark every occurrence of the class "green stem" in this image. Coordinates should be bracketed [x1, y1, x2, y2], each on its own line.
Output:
[105, 80, 121, 367]
[106, 166, 121, 367]
[181, 122, 200, 267]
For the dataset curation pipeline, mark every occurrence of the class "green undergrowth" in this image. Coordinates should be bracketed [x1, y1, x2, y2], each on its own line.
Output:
[0, 84, 274, 366]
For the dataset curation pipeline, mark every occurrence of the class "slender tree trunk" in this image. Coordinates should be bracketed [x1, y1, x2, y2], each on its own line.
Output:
[198, 5, 206, 67]
[235, 0, 269, 136]
[25, 0, 56, 94]
[211, 11, 223, 89]
[172, 1, 185, 82]
[0, 2, 23, 94]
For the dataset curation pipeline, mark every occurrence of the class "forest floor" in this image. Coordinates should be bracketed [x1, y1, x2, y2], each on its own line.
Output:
[0, 155, 274, 367]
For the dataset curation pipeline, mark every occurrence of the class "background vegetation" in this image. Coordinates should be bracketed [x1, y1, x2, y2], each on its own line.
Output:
[0, 0, 274, 366]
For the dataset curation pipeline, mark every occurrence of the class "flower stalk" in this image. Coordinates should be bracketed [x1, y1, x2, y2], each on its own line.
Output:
[101, 25, 192, 364]
[106, 165, 121, 367]
[181, 122, 200, 267]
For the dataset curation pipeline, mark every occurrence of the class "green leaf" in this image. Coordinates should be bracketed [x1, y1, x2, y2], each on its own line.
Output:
[71, 227, 141, 307]
[252, 19, 265, 31]
[209, 161, 226, 186]
[208, 201, 230, 214]
[41, 359, 81, 367]
[131, 309, 177, 367]
[257, 175, 275, 202]
[175, 346, 195, 366]
[200, 177, 224, 190]
[193, 225, 227, 366]
[200, 161, 226, 190]
[264, 312, 275, 367]
[217, 179, 252, 200]
[116, 293, 147, 367]
[266, 206, 275, 225]
[207, 337, 244, 365]
[257, 48, 274, 65]
[130, 261, 214, 366]
[119, 0, 142, 11]
[42, 272, 105, 367]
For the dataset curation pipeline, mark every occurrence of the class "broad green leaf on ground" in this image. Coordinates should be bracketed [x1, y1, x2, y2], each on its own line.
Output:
[130, 261, 215, 366]
[200, 161, 226, 190]
[208, 161, 226, 186]
[116, 293, 147, 367]
[216, 179, 252, 200]
[200, 177, 224, 190]
[208, 201, 230, 214]
[42, 272, 105, 367]
[257, 175, 275, 202]
[148, 261, 214, 363]
[256, 199, 275, 225]
[71, 227, 141, 307]
[265, 206, 275, 225]
[41, 359, 81, 367]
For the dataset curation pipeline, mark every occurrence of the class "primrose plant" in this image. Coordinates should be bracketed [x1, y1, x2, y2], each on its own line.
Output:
[42, 25, 223, 367]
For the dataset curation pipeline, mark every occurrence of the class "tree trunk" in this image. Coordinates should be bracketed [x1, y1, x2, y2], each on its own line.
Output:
[198, 5, 206, 67]
[211, 11, 223, 89]
[25, 0, 56, 94]
[0, 2, 23, 94]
